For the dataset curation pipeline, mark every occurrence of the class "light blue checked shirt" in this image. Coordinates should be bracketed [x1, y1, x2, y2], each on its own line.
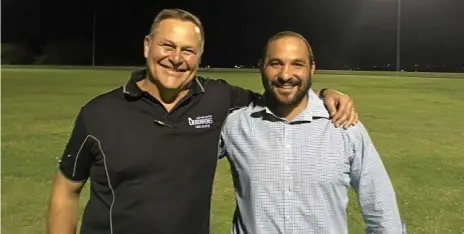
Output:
[219, 89, 405, 234]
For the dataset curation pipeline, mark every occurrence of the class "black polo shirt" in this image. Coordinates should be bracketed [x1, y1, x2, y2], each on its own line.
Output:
[58, 69, 260, 234]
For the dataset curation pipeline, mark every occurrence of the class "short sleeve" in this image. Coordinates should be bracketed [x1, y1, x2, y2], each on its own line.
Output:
[59, 109, 94, 182]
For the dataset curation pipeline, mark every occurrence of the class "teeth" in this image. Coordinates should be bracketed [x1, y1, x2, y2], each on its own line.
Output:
[166, 68, 185, 72]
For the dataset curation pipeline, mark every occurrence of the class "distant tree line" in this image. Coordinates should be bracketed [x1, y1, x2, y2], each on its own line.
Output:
[1, 40, 144, 66]
[2, 41, 463, 73]
[2, 41, 90, 65]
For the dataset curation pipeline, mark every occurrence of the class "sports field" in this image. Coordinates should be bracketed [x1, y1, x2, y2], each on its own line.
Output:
[2, 67, 464, 233]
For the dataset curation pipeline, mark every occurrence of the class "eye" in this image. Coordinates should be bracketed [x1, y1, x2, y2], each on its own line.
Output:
[269, 61, 281, 67]
[182, 49, 196, 55]
[162, 44, 175, 51]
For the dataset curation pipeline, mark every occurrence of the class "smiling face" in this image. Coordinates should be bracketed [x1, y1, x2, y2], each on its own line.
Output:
[261, 35, 314, 106]
[143, 18, 202, 92]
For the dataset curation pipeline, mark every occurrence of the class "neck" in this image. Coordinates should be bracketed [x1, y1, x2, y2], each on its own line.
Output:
[137, 78, 190, 112]
[267, 95, 309, 121]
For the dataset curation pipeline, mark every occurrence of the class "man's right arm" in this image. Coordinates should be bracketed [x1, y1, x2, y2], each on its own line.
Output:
[48, 110, 93, 234]
[48, 172, 85, 234]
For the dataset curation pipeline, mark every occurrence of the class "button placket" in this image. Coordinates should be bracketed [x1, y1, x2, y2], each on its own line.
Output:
[283, 123, 293, 233]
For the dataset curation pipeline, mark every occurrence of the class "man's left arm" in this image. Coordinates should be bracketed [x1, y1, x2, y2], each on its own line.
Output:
[224, 82, 359, 127]
[349, 123, 406, 234]
[218, 133, 227, 159]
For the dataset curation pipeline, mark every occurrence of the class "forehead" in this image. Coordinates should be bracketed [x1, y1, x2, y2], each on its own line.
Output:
[155, 19, 202, 46]
[266, 36, 309, 60]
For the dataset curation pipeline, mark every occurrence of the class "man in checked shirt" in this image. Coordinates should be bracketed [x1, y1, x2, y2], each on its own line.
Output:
[219, 31, 406, 234]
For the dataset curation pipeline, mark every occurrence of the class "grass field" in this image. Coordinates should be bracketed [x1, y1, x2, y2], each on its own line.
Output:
[2, 68, 464, 234]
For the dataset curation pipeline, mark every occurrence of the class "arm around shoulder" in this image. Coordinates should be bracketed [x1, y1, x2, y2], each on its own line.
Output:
[318, 88, 359, 128]
[216, 79, 261, 109]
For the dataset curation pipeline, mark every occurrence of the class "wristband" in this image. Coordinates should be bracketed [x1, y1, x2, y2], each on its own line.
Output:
[319, 88, 327, 99]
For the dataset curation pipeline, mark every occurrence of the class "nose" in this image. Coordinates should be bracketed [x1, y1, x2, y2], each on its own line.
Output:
[278, 64, 292, 82]
[168, 49, 183, 68]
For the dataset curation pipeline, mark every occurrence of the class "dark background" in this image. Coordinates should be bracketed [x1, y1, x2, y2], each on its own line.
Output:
[2, 0, 463, 72]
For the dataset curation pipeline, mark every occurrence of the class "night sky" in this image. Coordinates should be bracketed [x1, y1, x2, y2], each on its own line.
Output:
[2, 0, 463, 70]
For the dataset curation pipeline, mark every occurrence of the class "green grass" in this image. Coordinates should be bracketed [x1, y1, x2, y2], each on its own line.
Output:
[2, 68, 464, 234]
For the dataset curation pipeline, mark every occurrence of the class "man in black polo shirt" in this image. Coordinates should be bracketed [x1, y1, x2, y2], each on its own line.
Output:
[47, 9, 359, 234]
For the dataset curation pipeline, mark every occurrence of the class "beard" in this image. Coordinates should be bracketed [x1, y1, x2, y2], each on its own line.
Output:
[262, 75, 312, 106]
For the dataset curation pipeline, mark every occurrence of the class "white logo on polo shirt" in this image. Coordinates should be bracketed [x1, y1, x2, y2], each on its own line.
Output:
[188, 115, 213, 129]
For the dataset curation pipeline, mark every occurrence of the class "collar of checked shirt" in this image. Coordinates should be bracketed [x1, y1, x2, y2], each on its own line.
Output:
[250, 88, 331, 123]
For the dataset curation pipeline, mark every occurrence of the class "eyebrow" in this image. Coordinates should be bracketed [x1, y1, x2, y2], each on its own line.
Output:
[267, 58, 280, 62]
[292, 59, 306, 64]
[267, 58, 307, 63]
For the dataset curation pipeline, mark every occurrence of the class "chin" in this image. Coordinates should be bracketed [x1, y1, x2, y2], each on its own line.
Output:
[155, 74, 187, 88]
[276, 97, 297, 105]
[274, 91, 296, 102]
[273, 90, 307, 105]
[158, 81, 184, 90]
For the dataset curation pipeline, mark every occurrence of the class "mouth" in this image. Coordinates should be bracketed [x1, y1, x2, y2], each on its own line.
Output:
[276, 84, 297, 89]
[271, 82, 300, 96]
[274, 86, 297, 96]
[159, 63, 187, 73]
[274, 82, 300, 90]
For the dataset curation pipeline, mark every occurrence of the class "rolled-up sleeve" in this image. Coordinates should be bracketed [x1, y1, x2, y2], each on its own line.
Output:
[349, 123, 406, 234]
[59, 109, 94, 182]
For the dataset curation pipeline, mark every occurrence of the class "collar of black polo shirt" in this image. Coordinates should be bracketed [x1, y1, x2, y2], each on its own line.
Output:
[122, 69, 207, 126]
[123, 69, 205, 99]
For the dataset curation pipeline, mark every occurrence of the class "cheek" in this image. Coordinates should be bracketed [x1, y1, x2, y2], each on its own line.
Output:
[147, 46, 167, 60]
[296, 71, 310, 79]
[147, 51, 168, 70]
[264, 68, 279, 81]
[184, 55, 200, 68]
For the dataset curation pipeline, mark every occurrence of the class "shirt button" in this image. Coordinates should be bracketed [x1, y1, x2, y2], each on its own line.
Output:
[285, 144, 291, 148]
[285, 166, 290, 171]
[286, 216, 291, 221]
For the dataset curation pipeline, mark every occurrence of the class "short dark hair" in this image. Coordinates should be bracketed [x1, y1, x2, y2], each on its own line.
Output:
[148, 9, 205, 53]
[260, 31, 314, 66]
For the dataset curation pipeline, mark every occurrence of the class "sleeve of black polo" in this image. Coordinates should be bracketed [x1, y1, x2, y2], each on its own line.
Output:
[59, 109, 93, 182]
[226, 82, 262, 108]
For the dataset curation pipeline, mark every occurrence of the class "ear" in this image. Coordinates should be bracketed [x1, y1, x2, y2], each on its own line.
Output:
[143, 36, 151, 59]
[258, 59, 264, 71]
[310, 61, 316, 75]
